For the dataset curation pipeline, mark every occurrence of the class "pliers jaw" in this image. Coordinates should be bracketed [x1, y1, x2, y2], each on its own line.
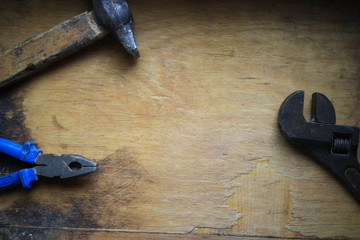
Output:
[0, 138, 97, 190]
[34, 154, 98, 178]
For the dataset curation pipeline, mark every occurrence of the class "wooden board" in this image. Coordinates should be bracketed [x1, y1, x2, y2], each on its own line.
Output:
[0, 0, 359, 239]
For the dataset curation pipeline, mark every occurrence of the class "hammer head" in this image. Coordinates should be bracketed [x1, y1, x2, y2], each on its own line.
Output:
[93, 0, 140, 58]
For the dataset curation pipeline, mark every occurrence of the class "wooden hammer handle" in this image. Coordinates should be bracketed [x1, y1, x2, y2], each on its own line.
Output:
[0, 11, 109, 89]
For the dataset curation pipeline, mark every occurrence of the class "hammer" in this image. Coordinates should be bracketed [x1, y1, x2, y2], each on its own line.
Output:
[0, 0, 140, 89]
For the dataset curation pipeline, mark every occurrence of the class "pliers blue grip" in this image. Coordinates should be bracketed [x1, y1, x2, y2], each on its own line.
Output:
[0, 138, 97, 190]
[0, 138, 40, 163]
[0, 139, 40, 189]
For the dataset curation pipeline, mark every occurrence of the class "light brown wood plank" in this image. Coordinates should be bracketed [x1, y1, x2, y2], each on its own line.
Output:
[0, 0, 359, 239]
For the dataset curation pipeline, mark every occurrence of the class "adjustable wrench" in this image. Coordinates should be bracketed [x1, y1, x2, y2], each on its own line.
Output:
[279, 91, 360, 203]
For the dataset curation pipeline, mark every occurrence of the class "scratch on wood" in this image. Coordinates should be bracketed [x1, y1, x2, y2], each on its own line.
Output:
[151, 94, 170, 99]
[52, 115, 66, 130]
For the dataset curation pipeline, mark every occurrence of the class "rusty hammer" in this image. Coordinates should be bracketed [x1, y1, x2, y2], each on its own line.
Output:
[0, 0, 140, 89]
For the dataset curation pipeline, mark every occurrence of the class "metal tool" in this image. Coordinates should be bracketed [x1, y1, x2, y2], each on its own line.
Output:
[0, 138, 97, 189]
[279, 91, 360, 202]
[0, 0, 139, 89]
[93, 0, 140, 58]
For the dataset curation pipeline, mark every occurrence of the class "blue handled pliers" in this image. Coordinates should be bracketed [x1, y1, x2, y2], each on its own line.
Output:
[0, 138, 97, 189]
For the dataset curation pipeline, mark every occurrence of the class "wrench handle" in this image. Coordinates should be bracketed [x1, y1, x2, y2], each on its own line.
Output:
[343, 167, 360, 202]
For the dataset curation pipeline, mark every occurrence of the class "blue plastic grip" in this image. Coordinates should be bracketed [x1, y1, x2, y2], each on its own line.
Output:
[0, 138, 42, 163]
[0, 169, 38, 189]
[20, 142, 42, 163]
[0, 138, 42, 189]
[19, 169, 38, 188]
[0, 171, 21, 189]
[0, 138, 23, 159]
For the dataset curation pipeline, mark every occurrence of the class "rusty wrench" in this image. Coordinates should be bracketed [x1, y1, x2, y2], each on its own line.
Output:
[279, 91, 360, 203]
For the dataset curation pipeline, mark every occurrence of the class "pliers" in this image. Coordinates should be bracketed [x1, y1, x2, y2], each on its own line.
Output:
[0, 138, 97, 189]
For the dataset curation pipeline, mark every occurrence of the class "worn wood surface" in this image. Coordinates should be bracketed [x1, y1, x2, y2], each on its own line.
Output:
[0, 0, 359, 239]
[0, 11, 108, 89]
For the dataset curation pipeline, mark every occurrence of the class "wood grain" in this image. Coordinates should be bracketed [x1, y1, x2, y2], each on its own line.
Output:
[0, 11, 108, 88]
[0, 228, 277, 240]
[0, 0, 359, 239]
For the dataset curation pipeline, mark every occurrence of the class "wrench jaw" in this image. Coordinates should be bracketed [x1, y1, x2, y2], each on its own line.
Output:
[278, 91, 307, 140]
[279, 90, 337, 158]
[279, 90, 360, 203]
[278, 90, 359, 157]
[311, 92, 336, 124]
[279, 91, 336, 131]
